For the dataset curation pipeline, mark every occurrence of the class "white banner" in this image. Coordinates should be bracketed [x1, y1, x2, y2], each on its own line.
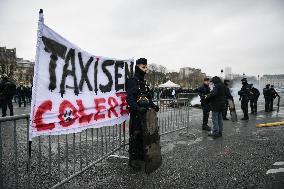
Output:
[30, 12, 134, 140]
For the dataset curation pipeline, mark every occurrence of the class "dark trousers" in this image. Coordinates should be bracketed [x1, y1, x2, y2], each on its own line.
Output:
[250, 99, 258, 113]
[1, 98, 14, 117]
[202, 105, 210, 126]
[18, 95, 26, 107]
[269, 99, 274, 111]
[222, 101, 228, 119]
[241, 100, 249, 119]
[129, 112, 144, 162]
[265, 98, 270, 112]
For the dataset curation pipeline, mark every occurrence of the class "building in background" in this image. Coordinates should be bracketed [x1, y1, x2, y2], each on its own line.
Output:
[0, 46, 34, 85]
[0, 47, 17, 78]
[260, 75, 284, 88]
[14, 58, 34, 85]
[179, 67, 205, 88]
[225, 67, 232, 79]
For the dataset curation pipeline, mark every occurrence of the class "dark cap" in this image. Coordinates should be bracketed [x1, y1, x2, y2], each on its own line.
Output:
[204, 77, 210, 81]
[136, 58, 147, 65]
[266, 84, 270, 87]
[241, 78, 247, 82]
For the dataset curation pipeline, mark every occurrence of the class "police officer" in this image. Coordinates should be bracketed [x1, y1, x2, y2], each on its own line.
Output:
[196, 78, 211, 131]
[263, 84, 271, 112]
[249, 84, 260, 114]
[126, 58, 159, 170]
[269, 85, 280, 111]
[238, 78, 251, 120]
[0, 74, 16, 117]
[17, 82, 27, 107]
[223, 79, 233, 120]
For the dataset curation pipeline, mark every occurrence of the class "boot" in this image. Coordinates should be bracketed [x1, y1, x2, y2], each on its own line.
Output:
[202, 125, 211, 131]
[208, 132, 221, 139]
[129, 160, 142, 171]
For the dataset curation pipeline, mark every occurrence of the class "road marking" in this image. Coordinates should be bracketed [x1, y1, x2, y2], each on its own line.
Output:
[266, 168, 284, 174]
[256, 121, 284, 127]
[273, 162, 284, 166]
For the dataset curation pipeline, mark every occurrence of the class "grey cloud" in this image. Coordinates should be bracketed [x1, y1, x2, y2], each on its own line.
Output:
[0, 0, 283, 76]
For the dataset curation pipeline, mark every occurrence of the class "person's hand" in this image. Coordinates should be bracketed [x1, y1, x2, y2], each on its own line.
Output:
[137, 107, 147, 114]
[154, 105, 159, 112]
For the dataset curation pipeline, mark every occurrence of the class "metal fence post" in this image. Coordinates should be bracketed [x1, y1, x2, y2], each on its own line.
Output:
[13, 120, 19, 189]
[0, 123, 3, 189]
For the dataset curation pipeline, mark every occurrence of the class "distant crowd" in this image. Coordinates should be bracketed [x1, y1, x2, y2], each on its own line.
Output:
[0, 74, 32, 117]
[151, 88, 194, 99]
[196, 77, 280, 139]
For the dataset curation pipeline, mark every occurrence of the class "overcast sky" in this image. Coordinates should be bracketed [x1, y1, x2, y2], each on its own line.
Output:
[0, 0, 283, 76]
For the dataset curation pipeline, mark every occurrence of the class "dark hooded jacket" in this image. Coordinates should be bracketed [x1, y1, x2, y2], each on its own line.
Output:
[206, 76, 226, 112]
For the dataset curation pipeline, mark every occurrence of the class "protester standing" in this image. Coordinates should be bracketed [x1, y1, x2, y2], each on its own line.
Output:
[205, 76, 226, 139]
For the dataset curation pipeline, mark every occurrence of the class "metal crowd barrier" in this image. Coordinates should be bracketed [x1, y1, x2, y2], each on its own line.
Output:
[0, 98, 192, 189]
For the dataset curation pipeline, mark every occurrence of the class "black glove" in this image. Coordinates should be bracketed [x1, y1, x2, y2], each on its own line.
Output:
[137, 107, 147, 114]
[153, 105, 159, 112]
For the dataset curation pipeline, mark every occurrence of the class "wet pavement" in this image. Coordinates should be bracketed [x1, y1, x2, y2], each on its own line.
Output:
[57, 97, 284, 189]
[6, 97, 284, 189]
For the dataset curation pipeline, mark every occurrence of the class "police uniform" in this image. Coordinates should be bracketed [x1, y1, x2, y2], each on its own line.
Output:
[263, 84, 271, 112]
[0, 75, 16, 117]
[249, 84, 260, 114]
[238, 78, 251, 120]
[126, 58, 159, 170]
[223, 80, 233, 120]
[196, 78, 211, 130]
[269, 85, 280, 111]
[17, 84, 27, 107]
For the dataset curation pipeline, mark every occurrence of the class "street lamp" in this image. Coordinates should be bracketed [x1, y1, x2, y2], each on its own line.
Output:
[258, 75, 260, 89]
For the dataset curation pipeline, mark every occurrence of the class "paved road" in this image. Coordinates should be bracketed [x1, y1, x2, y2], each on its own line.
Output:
[57, 97, 284, 189]
[4, 97, 284, 189]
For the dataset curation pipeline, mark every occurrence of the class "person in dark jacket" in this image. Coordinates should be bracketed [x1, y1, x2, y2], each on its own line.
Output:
[0, 74, 16, 117]
[249, 84, 260, 114]
[17, 82, 27, 107]
[238, 78, 251, 120]
[126, 58, 159, 170]
[223, 80, 233, 120]
[263, 84, 271, 112]
[196, 78, 211, 131]
[205, 76, 225, 139]
[269, 85, 280, 111]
